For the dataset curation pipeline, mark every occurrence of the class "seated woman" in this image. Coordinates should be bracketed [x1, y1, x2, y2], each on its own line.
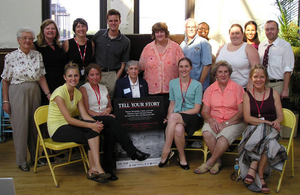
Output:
[195, 60, 246, 175]
[79, 63, 150, 181]
[239, 65, 287, 194]
[47, 62, 110, 183]
[159, 57, 203, 170]
[115, 60, 148, 98]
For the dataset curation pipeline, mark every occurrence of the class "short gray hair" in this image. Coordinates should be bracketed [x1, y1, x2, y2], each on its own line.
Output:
[125, 60, 140, 72]
[185, 18, 198, 30]
[16, 27, 35, 39]
[211, 60, 233, 78]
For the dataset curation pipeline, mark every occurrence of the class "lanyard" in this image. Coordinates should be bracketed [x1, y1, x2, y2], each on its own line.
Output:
[92, 85, 101, 111]
[252, 88, 265, 118]
[74, 37, 87, 67]
[180, 78, 191, 108]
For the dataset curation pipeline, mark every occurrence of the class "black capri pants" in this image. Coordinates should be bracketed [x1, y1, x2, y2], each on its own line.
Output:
[51, 120, 99, 150]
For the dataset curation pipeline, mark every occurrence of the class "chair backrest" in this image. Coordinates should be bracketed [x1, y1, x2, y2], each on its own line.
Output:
[281, 108, 296, 154]
[34, 105, 49, 139]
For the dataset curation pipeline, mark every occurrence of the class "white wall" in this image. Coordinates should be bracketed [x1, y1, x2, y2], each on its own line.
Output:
[0, 0, 281, 48]
[195, 0, 280, 45]
[0, 0, 42, 48]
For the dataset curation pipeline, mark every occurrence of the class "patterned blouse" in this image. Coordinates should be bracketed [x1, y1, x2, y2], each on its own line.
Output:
[139, 39, 184, 94]
[1, 48, 46, 84]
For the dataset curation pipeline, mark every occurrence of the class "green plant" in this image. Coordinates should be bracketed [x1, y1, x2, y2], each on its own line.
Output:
[276, 0, 300, 47]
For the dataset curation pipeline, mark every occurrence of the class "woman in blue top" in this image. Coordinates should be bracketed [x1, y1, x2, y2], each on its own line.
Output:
[158, 57, 203, 170]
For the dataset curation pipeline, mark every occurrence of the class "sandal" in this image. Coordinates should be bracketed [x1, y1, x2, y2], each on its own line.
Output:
[87, 172, 111, 183]
[194, 163, 212, 174]
[210, 162, 222, 175]
[244, 167, 256, 185]
[260, 178, 270, 194]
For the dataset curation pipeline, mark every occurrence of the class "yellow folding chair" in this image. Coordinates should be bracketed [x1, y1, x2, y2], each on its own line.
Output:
[276, 108, 296, 192]
[171, 129, 209, 162]
[33, 105, 89, 187]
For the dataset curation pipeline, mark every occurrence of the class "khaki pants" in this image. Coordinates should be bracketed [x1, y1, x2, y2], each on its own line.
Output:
[267, 81, 284, 95]
[9, 82, 41, 165]
[100, 71, 117, 99]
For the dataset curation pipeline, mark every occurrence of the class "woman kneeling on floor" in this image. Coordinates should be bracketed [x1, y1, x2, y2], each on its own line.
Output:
[195, 60, 246, 175]
[238, 65, 287, 193]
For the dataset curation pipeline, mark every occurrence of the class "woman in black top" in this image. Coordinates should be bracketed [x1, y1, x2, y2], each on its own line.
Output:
[33, 19, 67, 104]
[63, 18, 94, 87]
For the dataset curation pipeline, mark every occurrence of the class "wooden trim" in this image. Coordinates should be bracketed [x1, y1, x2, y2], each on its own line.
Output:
[42, 0, 51, 21]
[100, 0, 107, 29]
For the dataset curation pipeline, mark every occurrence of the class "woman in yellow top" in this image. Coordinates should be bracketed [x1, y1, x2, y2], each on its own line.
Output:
[47, 62, 110, 183]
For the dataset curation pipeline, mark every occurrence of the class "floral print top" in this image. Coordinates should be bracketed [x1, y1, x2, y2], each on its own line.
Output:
[1, 48, 46, 84]
[139, 39, 184, 94]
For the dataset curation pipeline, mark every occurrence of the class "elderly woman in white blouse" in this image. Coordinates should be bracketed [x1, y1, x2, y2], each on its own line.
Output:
[1, 27, 51, 172]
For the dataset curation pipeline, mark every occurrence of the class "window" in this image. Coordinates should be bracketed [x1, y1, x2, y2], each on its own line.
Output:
[139, 0, 186, 34]
[51, 0, 100, 40]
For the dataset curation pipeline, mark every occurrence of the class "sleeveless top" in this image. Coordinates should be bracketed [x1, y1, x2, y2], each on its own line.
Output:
[66, 38, 93, 80]
[247, 88, 277, 121]
[216, 43, 250, 88]
[81, 82, 108, 113]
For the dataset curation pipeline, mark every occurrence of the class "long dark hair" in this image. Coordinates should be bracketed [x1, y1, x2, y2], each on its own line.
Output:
[243, 21, 260, 45]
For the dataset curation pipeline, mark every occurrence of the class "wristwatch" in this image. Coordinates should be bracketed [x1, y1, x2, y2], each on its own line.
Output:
[225, 121, 229, 126]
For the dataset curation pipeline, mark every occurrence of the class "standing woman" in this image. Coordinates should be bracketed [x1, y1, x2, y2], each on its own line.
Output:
[33, 19, 67, 104]
[47, 62, 110, 183]
[243, 21, 260, 50]
[1, 27, 51, 172]
[239, 65, 287, 193]
[216, 24, 260, 90]
[63, 18, 94, 87]
[139, 22, 185, 114]
[159, 58, 203, 170]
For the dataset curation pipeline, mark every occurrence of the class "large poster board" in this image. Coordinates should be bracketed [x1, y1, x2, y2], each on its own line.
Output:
[114, 96, 165, 169]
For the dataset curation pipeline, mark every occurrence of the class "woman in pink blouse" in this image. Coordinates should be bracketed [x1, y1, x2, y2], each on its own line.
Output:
[139, 22, 184, 114]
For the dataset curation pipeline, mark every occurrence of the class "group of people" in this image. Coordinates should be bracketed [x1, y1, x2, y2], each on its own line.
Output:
[1, 8, 294, 193]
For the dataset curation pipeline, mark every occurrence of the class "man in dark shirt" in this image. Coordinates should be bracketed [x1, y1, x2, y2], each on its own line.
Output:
[92, 9, 130, 99]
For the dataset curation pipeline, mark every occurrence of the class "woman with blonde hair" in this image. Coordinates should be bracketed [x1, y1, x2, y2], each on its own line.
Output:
[33, 19, 67, 104]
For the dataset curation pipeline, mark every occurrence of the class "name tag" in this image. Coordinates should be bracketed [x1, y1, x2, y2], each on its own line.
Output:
[123, 88, 131, 94]
[259, 117, 265, 120]
[81, 69, 85, 76]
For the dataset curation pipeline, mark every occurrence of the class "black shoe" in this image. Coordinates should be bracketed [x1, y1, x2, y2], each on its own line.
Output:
[37, 158, 48, 166]
[131, 150, 150, 161]
[177, 158, 190, 170]
[108, 172, 119, 181]
[18, 163, 30, 172]
[158, 151, 174, 168]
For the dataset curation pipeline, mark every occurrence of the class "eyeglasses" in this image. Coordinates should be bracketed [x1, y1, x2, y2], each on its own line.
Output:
[19, 37, 34, 41]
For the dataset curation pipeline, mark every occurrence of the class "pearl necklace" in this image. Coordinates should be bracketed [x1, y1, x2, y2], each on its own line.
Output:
[254, 90, 265, 95]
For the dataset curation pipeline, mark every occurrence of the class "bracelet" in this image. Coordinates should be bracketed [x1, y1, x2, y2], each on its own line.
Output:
[3, 100, 9, 103]
[45, 92, 51, 96]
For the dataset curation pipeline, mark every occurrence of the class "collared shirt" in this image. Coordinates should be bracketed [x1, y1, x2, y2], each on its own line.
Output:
[139, 39, 184, 94]
[1, 48, 46, 84]
[180, 34, 212, 90]
[92, 29, 130, 70]
[258, 37, 294, 80]
[129, 77, 140, 98]
[202, 79, 244, 123]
